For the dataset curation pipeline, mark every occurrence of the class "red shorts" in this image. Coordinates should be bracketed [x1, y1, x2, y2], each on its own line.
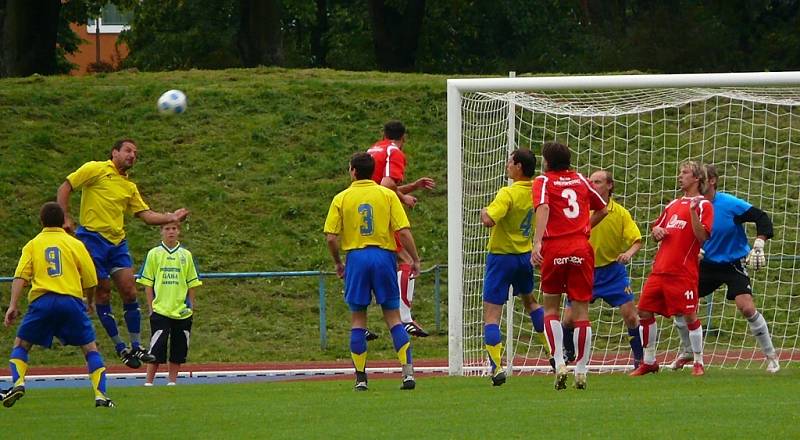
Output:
[638, 273, 699, 317]
[539, 237, 594, 302]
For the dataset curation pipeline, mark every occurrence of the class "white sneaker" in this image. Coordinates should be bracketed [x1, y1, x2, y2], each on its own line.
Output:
[166, 382, 176, 386]
[574, 372, 587, 390]
[143, 382, 154, 387]
[668, 352, 693, 370]
[766, 357, 780, 374]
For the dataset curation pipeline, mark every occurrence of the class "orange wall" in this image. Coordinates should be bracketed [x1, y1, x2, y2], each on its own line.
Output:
[66, 23, 129, 75]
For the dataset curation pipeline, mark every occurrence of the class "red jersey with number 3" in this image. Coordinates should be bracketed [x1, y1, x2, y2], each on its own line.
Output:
[367, 139, 406, 185]
[651, 197, 714, 279]
[532, 170, 606, 239]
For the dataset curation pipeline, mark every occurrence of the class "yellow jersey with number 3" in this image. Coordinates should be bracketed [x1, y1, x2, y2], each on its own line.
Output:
[323, 180, 410, 251]
[14, 227, 98, 302]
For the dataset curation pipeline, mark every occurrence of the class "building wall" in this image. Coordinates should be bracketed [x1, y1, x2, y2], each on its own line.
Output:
[66, 23, 129, 76]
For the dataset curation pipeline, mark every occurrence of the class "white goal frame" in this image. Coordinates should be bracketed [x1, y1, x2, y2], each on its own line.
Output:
[447, 71, 800, 376]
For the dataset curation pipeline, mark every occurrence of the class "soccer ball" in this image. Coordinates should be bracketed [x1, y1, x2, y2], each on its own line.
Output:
[157, 90, 187, 114]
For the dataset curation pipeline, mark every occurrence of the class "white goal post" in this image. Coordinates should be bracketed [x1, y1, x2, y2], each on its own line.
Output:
[447, 72, 800, 376]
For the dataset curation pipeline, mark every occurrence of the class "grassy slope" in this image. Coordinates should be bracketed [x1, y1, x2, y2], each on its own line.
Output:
[0, 68, 450, 364]
[2, 370, 799, 438]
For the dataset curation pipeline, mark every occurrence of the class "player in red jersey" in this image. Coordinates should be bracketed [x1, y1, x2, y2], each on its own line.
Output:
[531, 142, 607, 390]
[630, 160, 713, 377]
[365, 121, 435, 338]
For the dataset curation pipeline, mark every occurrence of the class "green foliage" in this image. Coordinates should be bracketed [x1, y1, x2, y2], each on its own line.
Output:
[6, 371, 800, 438]
[119, 0, 241, 71]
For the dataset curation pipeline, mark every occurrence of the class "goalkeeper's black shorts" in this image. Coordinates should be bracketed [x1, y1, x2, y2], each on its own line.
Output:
[698, 260, 752, 300]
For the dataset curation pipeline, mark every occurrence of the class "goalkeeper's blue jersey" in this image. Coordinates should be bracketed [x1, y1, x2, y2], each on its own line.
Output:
[702, 192, 752, 263]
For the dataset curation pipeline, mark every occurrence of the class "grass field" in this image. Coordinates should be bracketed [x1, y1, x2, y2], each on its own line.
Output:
[1, 369, 797, 439]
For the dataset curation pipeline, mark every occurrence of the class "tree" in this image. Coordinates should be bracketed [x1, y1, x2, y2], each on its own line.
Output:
[367, 0, 425, 71]
[238, 0, 283, 67]
[2, 0, 61, 77]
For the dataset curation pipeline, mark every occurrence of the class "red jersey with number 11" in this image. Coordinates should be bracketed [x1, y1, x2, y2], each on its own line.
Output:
[532, 170, 606, 239]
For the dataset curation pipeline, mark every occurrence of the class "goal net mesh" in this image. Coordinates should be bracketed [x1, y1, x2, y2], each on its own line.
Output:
[458, 87, 800, 374]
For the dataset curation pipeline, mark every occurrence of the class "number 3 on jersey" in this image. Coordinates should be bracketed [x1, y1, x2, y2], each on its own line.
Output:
[561, 188, 579, 219]
[358, 204, 374, 236]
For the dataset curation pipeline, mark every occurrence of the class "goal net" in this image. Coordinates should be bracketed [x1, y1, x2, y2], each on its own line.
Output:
[447, 73, 800, 375]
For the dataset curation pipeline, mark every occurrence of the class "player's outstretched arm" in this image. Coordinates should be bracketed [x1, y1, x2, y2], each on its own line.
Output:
[137, 208, 190, 225]
[398, 177, 435, 195]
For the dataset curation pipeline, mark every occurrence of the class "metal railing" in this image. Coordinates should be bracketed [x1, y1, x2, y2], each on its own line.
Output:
[1, 264, 447, 350]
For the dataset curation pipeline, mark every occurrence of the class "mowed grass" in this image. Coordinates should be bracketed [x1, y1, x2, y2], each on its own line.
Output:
[0, 369, 797, 439]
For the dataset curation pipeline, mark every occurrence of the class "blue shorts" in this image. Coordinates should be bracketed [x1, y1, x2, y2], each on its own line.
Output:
[17, 293, 96, 348]
[483, 253, 535, 305]
[591, 262, 634, 307]
[76, 226, 133, 279]
[344, 247, 399, 311]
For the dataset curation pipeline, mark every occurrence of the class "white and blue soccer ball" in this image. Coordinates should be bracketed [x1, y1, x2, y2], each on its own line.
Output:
[157, 89, 187, 114]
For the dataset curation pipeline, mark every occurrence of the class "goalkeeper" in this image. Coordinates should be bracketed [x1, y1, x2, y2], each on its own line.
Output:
[670, 164, 779, 373]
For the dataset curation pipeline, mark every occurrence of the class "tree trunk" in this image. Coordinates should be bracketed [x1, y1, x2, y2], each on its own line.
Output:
[367, 0, 425, 72]
[310, 0, 328, 67]
[238, 0, 283, 67]
[2, 0, 60, 77]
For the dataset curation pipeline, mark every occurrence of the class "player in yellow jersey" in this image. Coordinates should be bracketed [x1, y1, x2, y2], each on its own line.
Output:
[2, 202, 114, 408]
[324, 152, 422, 391]
[557, 170, 644, 369]
[479, 149, 545, 386]
[57, 139, 189, 369]
[138, 222, 202, 386]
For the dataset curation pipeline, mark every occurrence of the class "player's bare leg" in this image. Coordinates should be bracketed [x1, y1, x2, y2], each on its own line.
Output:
[483, 302, 506, 386]
[168, 362, 180, 385]
[542, 293, 568, 390]
[630, 310, 660, 376]
[145, 363, 159, 386]
[735, 294, 779, 373]
[570, 301, 592, 390]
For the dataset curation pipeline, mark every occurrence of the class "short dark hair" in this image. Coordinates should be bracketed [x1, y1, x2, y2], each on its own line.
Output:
[512, 148, 536, 177]
[350, 152, 375, 180]
[383, 120, 406, 141]
[40, 202, 64, 228]
[110, 139, 137, 158]
[542, 142, 571, 171]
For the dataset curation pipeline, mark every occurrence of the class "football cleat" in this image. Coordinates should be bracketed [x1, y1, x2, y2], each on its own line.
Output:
[95, 397, 116, 408]
[119, 348, 142, 369]
[766, 357, 781, 374]
[364, 329, 379, 341]
[132, 347, 157, 364]
[491, 370, 506, 387]
[400, 375, 416, 390]
[629, 362, 659, 376]
[574, 373, 587, 390]
[2, 385, 25, 408]
[554, 365, 568, 391]
[403, 321, 430, 337]
[692, 362, 705, 376]
[668, 353, 693, 371]
[354, 371, 368, 391]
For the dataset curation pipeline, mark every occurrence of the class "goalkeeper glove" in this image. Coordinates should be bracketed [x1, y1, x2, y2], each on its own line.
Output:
[746, 238, 766, 270]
